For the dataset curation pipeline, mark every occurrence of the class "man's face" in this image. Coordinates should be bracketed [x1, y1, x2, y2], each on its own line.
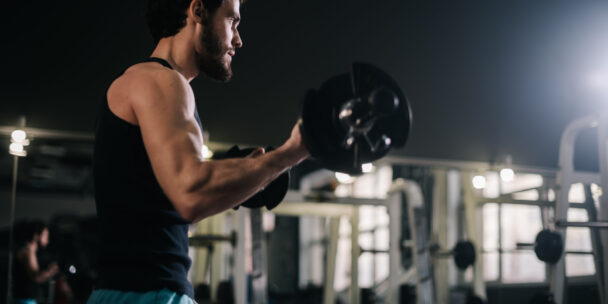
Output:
[196, 0, 242, 82]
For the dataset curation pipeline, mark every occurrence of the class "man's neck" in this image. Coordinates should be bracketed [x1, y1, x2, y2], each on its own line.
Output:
[150, 33, 200, 82]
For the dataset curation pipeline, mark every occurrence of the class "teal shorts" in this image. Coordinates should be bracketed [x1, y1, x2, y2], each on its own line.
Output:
[87, 289, 195, 304]
[13, 299, 37, 304]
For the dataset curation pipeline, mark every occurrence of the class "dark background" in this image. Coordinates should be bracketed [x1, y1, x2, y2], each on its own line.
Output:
[1, 0, 606, 169]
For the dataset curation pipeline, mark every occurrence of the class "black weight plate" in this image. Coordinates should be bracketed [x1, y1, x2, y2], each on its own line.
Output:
[300, 62, 412, 174]
[534, 229, 563, 264]
[453, 241, 476, 270]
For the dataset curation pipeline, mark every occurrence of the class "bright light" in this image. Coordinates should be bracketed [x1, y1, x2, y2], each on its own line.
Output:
[587, 71, 608, 89]
[202, 145, 213, 159]
[335, 172, 355, 184]
[9, 143, 23, 153]
[361, 163, 374, 173]
[548, 189, 556, 202]
[11, 130, 26, 142]
[472, 175, 487, 189]
[69, 265, 76, 274]
[591, 183, 602, 198]
[500, 168, 515, 182]
[9, 143, 26, 156]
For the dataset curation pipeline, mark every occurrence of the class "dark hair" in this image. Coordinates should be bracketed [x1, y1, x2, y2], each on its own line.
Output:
[14, 220, 47, 246]
[146, 0, 235, 43]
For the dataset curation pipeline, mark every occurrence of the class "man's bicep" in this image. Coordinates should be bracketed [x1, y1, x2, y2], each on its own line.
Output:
[131, 78, 203, 199]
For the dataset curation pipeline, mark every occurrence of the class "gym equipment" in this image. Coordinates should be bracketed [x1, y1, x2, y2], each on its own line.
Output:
[533, 230, 564, 264]
[360, 241, 476, 270]
[194, 283, 211, 302]
[521, 228, 601, 265]
[516, 230, 564, 265]
[217, 145, 290, 210]
[452, 241, 477, 270]
[360, 288, 377, 304]
[528, 291, 556, 304]
[189, 232, 236, 247]
[466, 294, 486, 304]
[300, 62, 412, 174]
[551, 113, 608, 304]
[523, 221, 608, 265]
[189, 233, 237, 303]
[555, 220, 608, 229]
[418, 241, 476, 271]
[216, 280, 235, 304]
[366, 240, 476, 271]
[250, 208, 268, 303]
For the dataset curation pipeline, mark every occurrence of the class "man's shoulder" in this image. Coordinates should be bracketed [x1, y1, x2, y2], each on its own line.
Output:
[109, 62, 190, 108]
[121, 62, 186, 92]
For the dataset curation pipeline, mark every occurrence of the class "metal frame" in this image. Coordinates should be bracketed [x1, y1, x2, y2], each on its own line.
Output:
[551, 113, 607, 304]
[265, 169, 483, 304]
[379, 155, 558, 176]
[461, 172, 487, 299]
[250, 208, 268, 303]
[233, 208, 248, 304]
[387, 179, 430, 304]
[474, 190, 601, 285]
[271, 194, 362, 304]
[269, 185, 424, 304]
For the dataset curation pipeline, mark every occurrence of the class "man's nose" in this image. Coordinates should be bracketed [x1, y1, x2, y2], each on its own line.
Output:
[233, 30, 243, 49]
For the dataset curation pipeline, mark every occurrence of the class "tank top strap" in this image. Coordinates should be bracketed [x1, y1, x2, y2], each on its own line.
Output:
[143, 57, 174, 70]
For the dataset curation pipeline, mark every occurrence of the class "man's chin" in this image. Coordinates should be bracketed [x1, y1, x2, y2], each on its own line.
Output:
[199, 62, 232, 83]
[210, 70, 232, 83]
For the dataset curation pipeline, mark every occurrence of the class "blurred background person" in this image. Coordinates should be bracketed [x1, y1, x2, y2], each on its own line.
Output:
[12, 220, 59, 304]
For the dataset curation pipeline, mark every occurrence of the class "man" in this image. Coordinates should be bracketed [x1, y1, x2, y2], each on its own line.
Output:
[13, 221, 59, 304]
[88, 0, 309, 303]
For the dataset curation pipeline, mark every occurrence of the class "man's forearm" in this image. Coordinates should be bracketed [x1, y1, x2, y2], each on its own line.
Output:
[177, 146, 302, 222]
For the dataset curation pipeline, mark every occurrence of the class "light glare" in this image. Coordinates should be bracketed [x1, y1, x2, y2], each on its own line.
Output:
[335, 172, 355, 184]
[202, 145, 213, 159]
[361, 163, 373, 173]
[591, 183, 602, 198]
[587, 71, 608, 89]
[8, 143, 26, 157]
[9, 143, 23, 153]
[11, 130, 26, 142]
[472, 175, 487, 189]
[500, 168, 515, 182]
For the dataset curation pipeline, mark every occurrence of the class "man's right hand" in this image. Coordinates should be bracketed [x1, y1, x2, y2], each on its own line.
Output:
[280, 122, 309, 165]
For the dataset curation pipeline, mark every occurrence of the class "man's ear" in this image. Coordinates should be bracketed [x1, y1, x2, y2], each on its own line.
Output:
[190, 0, 207, 24]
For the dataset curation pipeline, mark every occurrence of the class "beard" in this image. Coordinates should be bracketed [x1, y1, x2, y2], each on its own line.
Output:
[196, 22, 233, 83]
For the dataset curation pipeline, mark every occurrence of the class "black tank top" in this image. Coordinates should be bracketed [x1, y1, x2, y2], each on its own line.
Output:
[93, 58, 200, 297]
[12, 252, 39, 299]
